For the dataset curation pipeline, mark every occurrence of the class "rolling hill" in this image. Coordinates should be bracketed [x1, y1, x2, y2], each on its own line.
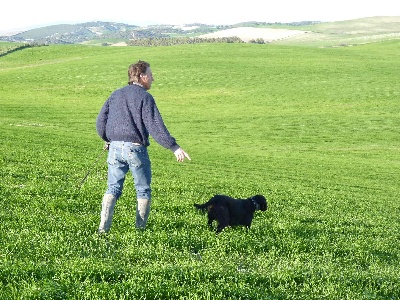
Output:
[0, 17, 399, 46]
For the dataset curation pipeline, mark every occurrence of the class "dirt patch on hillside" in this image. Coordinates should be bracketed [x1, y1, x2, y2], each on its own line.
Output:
[199, 27, 307, 42]
[112, 42, 128, 46]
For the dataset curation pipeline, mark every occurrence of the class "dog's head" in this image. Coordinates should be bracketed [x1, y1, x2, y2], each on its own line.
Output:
[251, 195, 267, 211]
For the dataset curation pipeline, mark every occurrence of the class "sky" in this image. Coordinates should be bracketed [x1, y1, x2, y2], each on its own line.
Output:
[1, 0, 400, 34]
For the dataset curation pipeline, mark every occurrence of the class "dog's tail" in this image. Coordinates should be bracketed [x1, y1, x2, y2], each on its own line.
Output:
[194, 203, 208, 211]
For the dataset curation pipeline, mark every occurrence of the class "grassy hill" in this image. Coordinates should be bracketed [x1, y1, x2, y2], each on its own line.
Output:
[2, 21, 139, 44]
[274, 16, 400, 46]
[0, 39, 399, 299]
[1, 17, 399, 46]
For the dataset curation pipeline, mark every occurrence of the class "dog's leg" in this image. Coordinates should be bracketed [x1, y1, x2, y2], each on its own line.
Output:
[204, 205, 217, 230]
[207, 214, 214, 228]
[215, 206, 230, 233]
[216, 221, 229, 233]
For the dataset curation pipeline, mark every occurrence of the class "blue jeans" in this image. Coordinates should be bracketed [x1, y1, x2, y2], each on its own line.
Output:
[106, 141, 151, 200]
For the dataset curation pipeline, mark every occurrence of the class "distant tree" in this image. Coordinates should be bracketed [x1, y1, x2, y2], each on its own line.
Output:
[249, 38, 266, 44]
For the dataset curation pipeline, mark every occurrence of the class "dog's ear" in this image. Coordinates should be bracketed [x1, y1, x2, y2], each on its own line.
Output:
[253, 195, 265, 202]
[260, 201, 267, 211]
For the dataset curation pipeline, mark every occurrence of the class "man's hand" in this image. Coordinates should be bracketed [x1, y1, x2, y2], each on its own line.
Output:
[103, 142, 110, 151]
[174, 148, 191, 162]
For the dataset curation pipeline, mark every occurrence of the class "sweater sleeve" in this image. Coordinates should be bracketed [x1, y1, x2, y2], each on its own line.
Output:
[96, 99, 110, 142]
[142, 95, 180, 151]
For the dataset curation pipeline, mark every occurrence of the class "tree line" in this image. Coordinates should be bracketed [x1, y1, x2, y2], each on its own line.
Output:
[125, 36, 268, 46]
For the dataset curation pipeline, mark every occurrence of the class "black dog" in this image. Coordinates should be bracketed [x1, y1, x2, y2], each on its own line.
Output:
[194, 194, 267, 233]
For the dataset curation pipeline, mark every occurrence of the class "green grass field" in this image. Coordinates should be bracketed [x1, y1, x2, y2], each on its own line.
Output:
[0, 41, 399, 299]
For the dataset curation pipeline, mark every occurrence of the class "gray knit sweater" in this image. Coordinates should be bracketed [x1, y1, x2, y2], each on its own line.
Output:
[96, 84, 180, 152]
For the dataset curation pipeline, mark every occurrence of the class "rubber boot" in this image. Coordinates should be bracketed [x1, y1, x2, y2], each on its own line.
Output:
[98, 194, 117, 233]
[136, 198, 151, 229]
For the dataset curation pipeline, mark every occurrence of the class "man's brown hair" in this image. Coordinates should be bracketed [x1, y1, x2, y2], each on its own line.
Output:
[128, 60, 150, 85]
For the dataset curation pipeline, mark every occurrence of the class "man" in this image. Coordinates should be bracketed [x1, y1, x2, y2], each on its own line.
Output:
[96, 60, 191, 233]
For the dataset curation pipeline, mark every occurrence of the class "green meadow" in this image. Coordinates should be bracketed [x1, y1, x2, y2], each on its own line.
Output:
[0, 41, 399, 299]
